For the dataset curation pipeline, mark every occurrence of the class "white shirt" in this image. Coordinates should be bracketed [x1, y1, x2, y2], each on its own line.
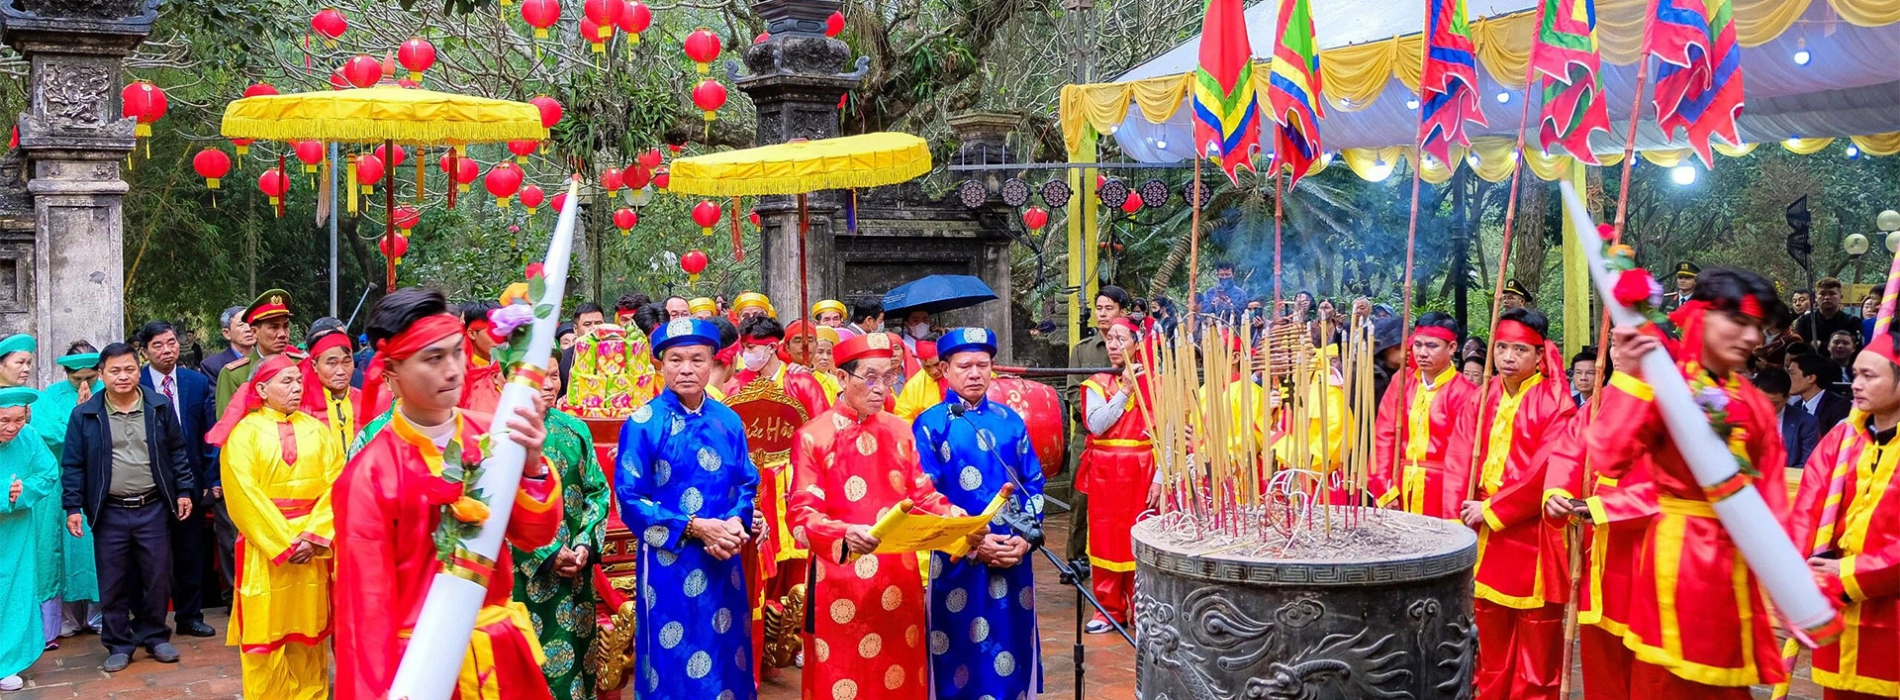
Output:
[1795, 391, 1825, 416]
[147, 365, 182, 422]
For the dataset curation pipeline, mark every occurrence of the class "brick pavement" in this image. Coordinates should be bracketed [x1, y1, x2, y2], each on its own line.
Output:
[8, 512, 1824, 699]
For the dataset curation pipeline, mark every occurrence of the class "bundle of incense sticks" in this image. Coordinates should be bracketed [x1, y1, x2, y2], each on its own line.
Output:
[1131, 312, 1382, 541]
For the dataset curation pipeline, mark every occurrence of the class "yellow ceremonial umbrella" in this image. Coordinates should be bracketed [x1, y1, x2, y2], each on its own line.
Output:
[665, 132, 933, 330]
[221, 80, 547, 289]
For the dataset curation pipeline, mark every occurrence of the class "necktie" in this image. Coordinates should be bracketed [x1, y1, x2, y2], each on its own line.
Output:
[161, 375, 178, 421]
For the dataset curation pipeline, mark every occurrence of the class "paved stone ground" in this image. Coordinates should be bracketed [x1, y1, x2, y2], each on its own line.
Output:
[10, 512, 1826, 699]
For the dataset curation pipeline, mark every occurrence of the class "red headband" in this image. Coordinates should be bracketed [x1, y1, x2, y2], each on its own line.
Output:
[1412, 326, 1457, 344]
[1110, 318, 1142, 336]
[380, 314, 464, 360]
[1494, 319, 1545, 346]
[207, 354, 298, 447]
[739, 333, 781, 346]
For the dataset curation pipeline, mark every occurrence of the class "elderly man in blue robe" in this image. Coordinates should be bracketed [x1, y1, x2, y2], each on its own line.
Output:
[912, 327, 1045, 700]
[615, 318, 761, 700]
[1, 386, 58, 691]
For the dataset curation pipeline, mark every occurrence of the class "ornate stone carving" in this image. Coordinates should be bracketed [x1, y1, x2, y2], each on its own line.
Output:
[40, 62, 110, 129]
[9, 0, 150, 21]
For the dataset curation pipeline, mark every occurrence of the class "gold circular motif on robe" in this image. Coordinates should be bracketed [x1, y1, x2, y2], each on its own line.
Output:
[884, 664, 907, 690]
[660, 621, 684, 649]
[887, 469, 908, 491]
[653, 460, 672, 486]
[994, 650, 1016, 676]
[976, 429, 997, 452]
[684, 569, 708, 597]
[832, 679, 859, 700]
[713, 607, 732, 634]
[988, 573, 1008, 599]
[930, 630, 950, 655]
[946, 587, 968, 613]
[905, 624, 921, 648]
[854, 554, 880, 579]
[880, 585, 903, 611]
[959, 465, 983, 491]
[844, 476, 868, 502]
[814, 638, 830, 662]
[858, 632, 883, 658]
[643, 525, 669, 547]
[1018, 586, 1034, 610]
[937, 440, 953, 462]
[697, 447, 722, 471]
[681, 487, 704, 515]
[970, 616, 990, 643]
[687, 651, 712, 679]
[832, 414, 852, 431]
[829, 598, 856, 624]
[856, 432, 878, 456]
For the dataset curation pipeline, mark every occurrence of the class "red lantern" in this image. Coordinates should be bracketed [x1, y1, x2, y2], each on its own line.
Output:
[231, 138, 253, 157]
[520, 0, 560, 39]
[579, 17, 607, 53]
[692, 200, 721, 236]
[485, 163, 523, 209]
[683, 28, 720, 74]
[380, 232, 410, 265]
[393, 205, 421, 232]
[1021, 206, 1049, 231]
[311, 7, 347, 47]
[257, 168, 289, 215]
[637, 148, 663, 169]
[748, 209, 761, 227]
[618, 0, 651, 43]
[327, 69, 351, 91]
[121, 81, 167, 137]
[600, 167, 624, 195]
[507, 140, 538, 164]
[680, 249, 708, 283]
[520, 184, 546, 214]
[243, 83, 279, 98]
[754, 32, 770, 44]
[582, 0, 619, 40]
[437, 154, 479, 192]
[691, 80, 727, 123]
[625, 165, 651, 190]
[825, 11, 845, 37]
[293, 140, 325, 173]
[530, 96, 562, 130]
[551, 191, 569, 213]
[343, 55, 382, 88]
[398, 37, 436, 82]
[1121, 191, 1143, 214]
[652, 168, 670, 190]
[375, 143, 406, 167]
[613, 207, 639, 235]
[355, 153, 384, 192]
[192, 148, 231, 189]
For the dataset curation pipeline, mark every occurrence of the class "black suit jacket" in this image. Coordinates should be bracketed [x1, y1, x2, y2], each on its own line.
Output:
[140, 366, 219, 491]
[1779, 408, 1819, 471]
[1801, 391, 1853, 439]
[61, 387, 196, 524]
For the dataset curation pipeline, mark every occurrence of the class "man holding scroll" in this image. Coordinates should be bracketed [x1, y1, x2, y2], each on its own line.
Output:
[788, 331, 964, 700]
[331, 288, 564, 700]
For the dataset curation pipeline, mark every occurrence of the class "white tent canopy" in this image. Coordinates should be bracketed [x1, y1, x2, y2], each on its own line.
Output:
[1090, 1, 1900, 164]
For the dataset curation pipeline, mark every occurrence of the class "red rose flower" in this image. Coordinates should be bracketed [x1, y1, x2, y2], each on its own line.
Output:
[1613, 269, 1657, 306]
[423, 475, 465, 506]
[1596, 223, 1617, 242]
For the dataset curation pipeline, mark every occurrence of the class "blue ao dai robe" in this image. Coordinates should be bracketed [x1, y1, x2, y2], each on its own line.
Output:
[913, 397, 1045, 700]
[614, 390, 760, 700]
[0, 427, 59, 677]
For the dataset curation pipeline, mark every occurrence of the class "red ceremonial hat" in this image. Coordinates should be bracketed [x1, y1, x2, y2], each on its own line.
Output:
[915, 340, 938, 360]
[834, 331, 895, 366]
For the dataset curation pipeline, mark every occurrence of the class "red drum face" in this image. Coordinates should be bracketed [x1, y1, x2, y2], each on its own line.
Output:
[986, 376, 1066, 478]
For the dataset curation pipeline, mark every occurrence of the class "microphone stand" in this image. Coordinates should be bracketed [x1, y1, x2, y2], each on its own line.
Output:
[947, 401, 1137, 700]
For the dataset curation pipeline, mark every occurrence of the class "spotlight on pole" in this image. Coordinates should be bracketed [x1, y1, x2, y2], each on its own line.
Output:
[1670, 165, 1696, 186]
[1793, 37, 1811, 66]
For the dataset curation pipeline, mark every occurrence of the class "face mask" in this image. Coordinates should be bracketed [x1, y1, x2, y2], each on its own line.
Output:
[742, 347, 772, 368]
[909, 322, 930, 339]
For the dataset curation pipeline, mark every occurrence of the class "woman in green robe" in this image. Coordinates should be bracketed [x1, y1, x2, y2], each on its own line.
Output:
[1, 386, 59, 690]
[510, 356, 611, 700]
[31, 344, 102, 639]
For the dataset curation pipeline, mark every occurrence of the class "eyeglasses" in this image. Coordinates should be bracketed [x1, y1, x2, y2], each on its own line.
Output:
[849, 371, 902, 387]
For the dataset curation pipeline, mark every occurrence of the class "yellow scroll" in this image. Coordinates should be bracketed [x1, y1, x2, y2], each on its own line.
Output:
[858, 484, 1015, 560]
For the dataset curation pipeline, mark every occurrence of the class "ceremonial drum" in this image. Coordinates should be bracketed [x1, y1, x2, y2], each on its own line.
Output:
[985, 376, 1065, 478]
[1132, 510, 1478, 700]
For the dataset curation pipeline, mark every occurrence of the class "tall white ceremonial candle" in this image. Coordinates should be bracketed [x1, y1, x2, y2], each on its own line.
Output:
[1558, 182, 1838, 639]
[387, 177, 583, 700]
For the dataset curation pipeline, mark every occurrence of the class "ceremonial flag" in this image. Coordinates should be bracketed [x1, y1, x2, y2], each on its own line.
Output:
[1682, 0, 1744, 167]
[1192, 0, 1261, 184]
[1530, 0, 1611, 163]
[1267, 0, 1325, 186]
[1418, 0, 1487, 163]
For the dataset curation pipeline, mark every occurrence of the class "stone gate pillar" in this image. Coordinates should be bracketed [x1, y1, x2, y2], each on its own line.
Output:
[2, 0, 157, 380]
[733, 0, 867, 315]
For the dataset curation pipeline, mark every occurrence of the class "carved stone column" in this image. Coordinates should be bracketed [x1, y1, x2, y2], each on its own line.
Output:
[733, 0, 867, 317]
[2, 0, 157, 381]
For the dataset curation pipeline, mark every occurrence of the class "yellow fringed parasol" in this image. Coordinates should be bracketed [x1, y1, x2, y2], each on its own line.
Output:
[664, 132, 934, 348]
[220, 82, 548, 290]
[664, 132, 931, 197]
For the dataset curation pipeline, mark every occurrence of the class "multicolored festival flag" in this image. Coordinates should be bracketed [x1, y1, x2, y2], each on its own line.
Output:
[1267, 0, 1325, 186]
[1531, 0, 1611, 163]
[1192, 0, 1261, 184]
[1418, 0, 1487, 163]
[1645, 0, 1743, 167]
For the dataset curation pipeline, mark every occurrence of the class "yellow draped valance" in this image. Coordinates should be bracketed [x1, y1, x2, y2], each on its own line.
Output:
[1061, 0, 1900, 154]
[1313, 133, 1889, 184]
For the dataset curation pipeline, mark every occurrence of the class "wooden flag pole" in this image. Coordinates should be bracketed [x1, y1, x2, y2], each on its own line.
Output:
[1464, 69, 1539, 506]
[1189, 156, 1204, 316]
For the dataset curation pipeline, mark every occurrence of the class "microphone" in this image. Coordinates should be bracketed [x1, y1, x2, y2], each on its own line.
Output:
[948, 402, 966, 419]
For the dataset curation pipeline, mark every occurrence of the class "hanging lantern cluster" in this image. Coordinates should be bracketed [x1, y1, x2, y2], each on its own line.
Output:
[681, 28, 727, 133]
[382, 204, 420, 266]
[439, 152, 479, 193]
